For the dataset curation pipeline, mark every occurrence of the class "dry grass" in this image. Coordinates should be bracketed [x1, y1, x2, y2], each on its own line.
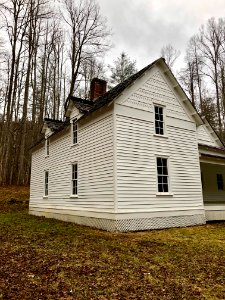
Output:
[0, 185, 29, 211]
[0, 187, 225, 299]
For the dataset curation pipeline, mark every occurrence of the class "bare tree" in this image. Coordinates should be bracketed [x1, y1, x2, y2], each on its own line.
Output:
[61, 0, 111, 97]
[17, 0, 50, 185]
[0, 0, 29, 184]
[0, 0, 111, 185]
[161, 44, 180, 69]
[197, 18, 225, 136]
[79, 55, 106, 98]
[179, 36, 204, 109]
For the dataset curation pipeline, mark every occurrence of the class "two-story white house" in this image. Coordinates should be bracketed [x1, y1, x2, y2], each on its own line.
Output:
[29, 57, 225, 231]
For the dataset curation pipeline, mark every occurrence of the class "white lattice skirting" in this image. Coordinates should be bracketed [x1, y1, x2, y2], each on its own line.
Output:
[30, 210, 206, 232]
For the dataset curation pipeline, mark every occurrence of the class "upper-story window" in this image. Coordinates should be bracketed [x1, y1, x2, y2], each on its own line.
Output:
[156, 157, 169, 192]
[72, 119, 78, 144]
[155, 105, 164, 135]
[45, 139, 50, 156]
[217, 174, 224, 190]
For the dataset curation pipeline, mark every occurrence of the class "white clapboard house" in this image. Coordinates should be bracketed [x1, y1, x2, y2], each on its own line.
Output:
[29, 57, 225, 231]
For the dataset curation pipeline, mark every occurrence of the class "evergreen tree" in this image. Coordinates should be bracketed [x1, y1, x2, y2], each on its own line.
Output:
[109, 52, 137, 87]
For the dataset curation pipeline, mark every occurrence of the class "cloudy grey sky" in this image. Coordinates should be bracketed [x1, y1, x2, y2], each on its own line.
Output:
[98, 0, 225, 70]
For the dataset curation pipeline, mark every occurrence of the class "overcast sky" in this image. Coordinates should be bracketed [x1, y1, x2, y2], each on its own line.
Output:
[97, 0, 225, 71]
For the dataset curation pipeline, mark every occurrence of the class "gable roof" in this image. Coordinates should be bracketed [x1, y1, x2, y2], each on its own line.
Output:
[67, 58, 160, 115]
[41, 118, 66, 134]
[66, 58, 206, 126]
[69, 97, 94, 113]
[40, 57, 224, 150]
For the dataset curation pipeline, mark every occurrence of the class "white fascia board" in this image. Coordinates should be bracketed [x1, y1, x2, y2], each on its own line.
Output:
[201, 116, 224, 148]
[199, 148, 225, 159]
[41, 123, 54, 137]
[65, 99, 84, 120]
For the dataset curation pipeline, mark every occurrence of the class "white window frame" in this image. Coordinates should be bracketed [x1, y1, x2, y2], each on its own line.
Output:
[45, 138, 50, 157]
[71, 118, 78, 145]
[71, 163, 78, 197]
[155, 155, 173, 196]
[44, 170, 49, 197]
[154, 104, 167, 137]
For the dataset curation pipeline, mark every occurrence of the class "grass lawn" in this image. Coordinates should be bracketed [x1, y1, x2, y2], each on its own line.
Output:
[0, 187, 225, 299]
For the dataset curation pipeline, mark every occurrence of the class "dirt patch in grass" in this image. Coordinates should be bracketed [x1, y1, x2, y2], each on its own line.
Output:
[0, 188, 225, 299]
[0, 185, 29, 212]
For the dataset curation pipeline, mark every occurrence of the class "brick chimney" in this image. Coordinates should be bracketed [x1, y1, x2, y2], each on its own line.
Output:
[90, 78, 107, 101]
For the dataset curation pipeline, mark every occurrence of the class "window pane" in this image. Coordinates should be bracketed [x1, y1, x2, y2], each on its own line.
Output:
[158, 184, 163, 192]
[73, 181, 77, 195]
[155, 127, 160, 134]
[45, 171, 48, 196]
[72, 164, 78, 195]
[159, 128, 163, 135]
[157, 157, 162, 166]
[73, 120, 77, 144]
[158, 176, 163, 184]
[163, 184, 168, 192]
[158, 107, 163, 115]
[162, 158, 167, 167]
[217, 174, 224, 190]
[155, 106, 164, 135]
[163, 176, 168, 184]
[163, 166, 168, 175]
[46, 139, 50, 156]
[157, 157, 169, 193]
[159, 113, 163, 122]
[157, 166, 162, 174]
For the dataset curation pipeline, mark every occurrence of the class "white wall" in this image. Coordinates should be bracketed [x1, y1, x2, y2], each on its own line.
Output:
[30, 107, 114, 215]
[115, 66, 204, 214]
[197, 125, 219, 147]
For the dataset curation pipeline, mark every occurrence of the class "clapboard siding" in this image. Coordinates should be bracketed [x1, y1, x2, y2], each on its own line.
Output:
[115, 66, 204, 213]
[116, 115, 203, 211]
[201, 162, 225, 204]
[30, 62, 209, 230]
[118, 68, 192, 123]
[30, 112, 114, 212]
[197, 125, 218, 147]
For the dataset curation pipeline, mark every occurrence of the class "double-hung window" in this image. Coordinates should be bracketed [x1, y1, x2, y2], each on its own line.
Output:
[72, 163, 78, 196]
[72, 119, 77, 144]
[45, 139, 50, 156]
[155, 106, 164, 135]
[156, 157, 169, 192]
[217, 174, 224, 190]
[45, 171, 49, 196]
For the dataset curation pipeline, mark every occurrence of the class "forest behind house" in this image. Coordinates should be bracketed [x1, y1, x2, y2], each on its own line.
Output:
[0, 0, 225, 186]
